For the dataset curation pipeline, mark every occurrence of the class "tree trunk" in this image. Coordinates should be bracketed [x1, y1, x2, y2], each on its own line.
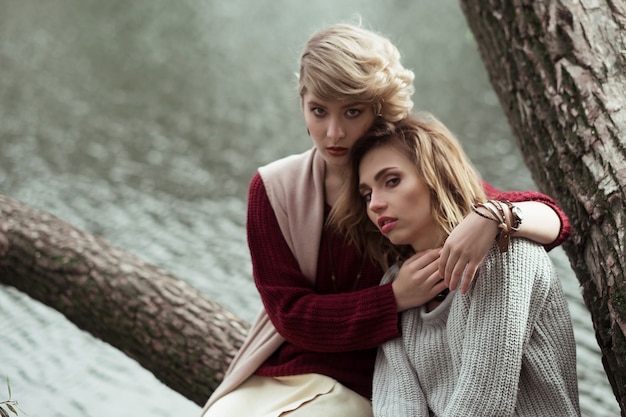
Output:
[459, 0, 626, 413]
[0, 193, 249, 406]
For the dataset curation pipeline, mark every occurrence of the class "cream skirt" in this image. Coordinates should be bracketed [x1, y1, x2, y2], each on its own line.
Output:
[201, 374, 373, 417]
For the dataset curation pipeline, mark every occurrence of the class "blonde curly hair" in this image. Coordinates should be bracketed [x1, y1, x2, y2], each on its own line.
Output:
[298, 23, 415, 122]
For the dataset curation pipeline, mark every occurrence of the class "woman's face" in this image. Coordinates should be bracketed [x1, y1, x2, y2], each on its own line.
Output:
[302, 93, 376, 171]
[358, 144, 441, 252]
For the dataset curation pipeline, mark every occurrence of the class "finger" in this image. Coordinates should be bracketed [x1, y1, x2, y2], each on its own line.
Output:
[407, 248, 441, 270]
[409, 262, 441, 288]
[433, 280, 449, 296]
[447, 258, 468, 291]
[438, 246, 450, 279]
[460, 262, 480, 294]
[442, 251, 461, 286]
[427, 277, 449, 300]
[426, 268, 445, 284]
[410, 247, 441, 262]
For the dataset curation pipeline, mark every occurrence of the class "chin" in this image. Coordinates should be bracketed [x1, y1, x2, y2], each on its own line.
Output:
[387, 236, 407, 246]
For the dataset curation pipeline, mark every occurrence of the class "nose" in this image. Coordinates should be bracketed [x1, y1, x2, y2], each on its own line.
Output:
[327, 117, 345, 142]
[368, 190, 386, 214]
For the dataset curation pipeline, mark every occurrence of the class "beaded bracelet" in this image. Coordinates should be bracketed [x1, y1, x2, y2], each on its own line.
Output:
[490, 200, 512, 253]
[472, 201, 512, 253]
[503, 200, 523, 231]
[491, 199, 507, 224]
[471, 203, 500, 223]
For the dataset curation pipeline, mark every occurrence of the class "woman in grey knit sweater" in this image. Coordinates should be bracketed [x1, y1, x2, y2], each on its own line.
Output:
[331, 115, 580, 416]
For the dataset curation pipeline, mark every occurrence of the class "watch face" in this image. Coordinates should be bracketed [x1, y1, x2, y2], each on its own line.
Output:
[512, 205, 523, 220]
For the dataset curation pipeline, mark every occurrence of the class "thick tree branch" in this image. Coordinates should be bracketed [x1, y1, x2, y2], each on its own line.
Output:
[0, 193, 249, 405]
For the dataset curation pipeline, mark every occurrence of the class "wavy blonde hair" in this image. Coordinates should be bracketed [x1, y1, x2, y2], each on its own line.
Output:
[298, 23, 415, 122]
[330, 114, 487, 268]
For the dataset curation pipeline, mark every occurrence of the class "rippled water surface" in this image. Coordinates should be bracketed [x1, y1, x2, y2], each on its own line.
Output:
[0, 1, 620, 416]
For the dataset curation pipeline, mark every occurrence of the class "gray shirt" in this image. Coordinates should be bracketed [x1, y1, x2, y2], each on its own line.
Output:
[373, 239, 580, 417]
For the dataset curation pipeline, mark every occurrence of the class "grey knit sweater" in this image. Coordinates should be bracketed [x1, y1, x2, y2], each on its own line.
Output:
[373, 239, 580, 417]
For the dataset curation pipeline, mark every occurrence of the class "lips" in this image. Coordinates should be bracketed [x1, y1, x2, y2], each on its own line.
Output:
[327, 146, 348, 157]
[377, 216, 398, 234]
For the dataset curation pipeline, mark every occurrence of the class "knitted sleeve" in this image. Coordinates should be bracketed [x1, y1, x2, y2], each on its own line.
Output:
[373, 265, 430, 417]
[444, 241, 553, 416]
[481, 181, 571, 251]
[247, 173, 400, 352]
[373, 337, 430, 417]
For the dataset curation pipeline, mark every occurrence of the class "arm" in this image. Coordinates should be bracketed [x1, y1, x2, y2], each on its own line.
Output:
[440, 182, 571, 292]
[503, 200, 559, 244]
[373, 337, 430, 417]
[486, 184, 571, 250]
[483, 182, 572, 251]
[373, 265, 431, 417]
[247, 173, 400, 352]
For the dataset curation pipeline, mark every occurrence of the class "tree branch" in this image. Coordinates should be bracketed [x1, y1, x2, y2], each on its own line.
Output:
[0, 193, 249, 405]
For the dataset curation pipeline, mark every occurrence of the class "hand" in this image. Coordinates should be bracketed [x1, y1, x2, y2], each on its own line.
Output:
[392, 249, 447, 312]
[439, 212, 498, 293]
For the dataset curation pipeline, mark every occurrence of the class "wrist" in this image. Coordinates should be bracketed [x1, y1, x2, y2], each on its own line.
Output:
[470, 207, 500, 238]
[471, 200, 513, 253]
[503, 200, 523, 231]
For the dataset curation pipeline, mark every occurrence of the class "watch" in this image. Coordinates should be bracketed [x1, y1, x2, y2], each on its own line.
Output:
[504, 200, 523, 231]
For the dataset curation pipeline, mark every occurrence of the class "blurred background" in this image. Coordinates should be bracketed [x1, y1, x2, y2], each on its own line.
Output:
[0, 1, 619, 416]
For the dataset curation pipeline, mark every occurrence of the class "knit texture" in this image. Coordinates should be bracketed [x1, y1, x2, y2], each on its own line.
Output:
[201, 148, 399, 414]
[250, 174, 400, 398]
[200, 147, 573, 414]
[373, 239, 580, 417]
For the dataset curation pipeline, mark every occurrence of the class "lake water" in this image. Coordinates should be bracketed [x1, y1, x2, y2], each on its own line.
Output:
[0, 1, 620, 416]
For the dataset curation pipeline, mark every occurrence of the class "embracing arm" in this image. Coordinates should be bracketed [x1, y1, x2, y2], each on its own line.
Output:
[486, 185, 571, 250]
[247, 173, 400, 352]
[440, 182, 571, 292]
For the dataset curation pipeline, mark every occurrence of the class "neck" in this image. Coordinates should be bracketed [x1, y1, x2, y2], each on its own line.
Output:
[324, 163, 347, 207]
[411, 231, 447, 253]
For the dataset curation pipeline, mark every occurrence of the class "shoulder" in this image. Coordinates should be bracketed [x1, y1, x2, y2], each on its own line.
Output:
[257, 148, 317, 201]
[258, 148, 315, 179]
[248, 149, 314, 205]
[248, 172, 268, 201]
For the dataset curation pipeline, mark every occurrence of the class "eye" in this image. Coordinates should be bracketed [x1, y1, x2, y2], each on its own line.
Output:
[311, 107, 326, 116]
[385, 176, 400, 188]
[346, 108, 361, 118]
[360, 190, 372, 203]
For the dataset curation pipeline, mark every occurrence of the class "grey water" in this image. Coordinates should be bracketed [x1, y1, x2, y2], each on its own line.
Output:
[0, 1, 619, 416]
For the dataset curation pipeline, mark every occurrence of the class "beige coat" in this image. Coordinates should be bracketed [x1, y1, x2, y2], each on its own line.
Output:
[200, 148, 325, 414]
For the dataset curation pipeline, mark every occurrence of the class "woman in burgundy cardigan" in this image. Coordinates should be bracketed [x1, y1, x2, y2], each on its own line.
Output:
[200, 22, 571, 417]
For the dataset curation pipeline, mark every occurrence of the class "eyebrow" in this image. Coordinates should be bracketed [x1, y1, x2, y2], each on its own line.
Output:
[340, 101, 367, 109]
[306, 99, 366, 109]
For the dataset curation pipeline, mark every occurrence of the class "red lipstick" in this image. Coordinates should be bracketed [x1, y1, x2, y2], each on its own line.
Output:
[377, 216, 398, 234]
[327, 146, 348, 157]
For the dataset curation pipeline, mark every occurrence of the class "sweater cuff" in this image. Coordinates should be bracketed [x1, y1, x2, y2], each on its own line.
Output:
[377, 282, 402, 337]
[490, 190, 571, 252]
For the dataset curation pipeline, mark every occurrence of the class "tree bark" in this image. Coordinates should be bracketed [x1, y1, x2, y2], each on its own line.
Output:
[0, 193, 249, 406]
[459, 0, 626, 413]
